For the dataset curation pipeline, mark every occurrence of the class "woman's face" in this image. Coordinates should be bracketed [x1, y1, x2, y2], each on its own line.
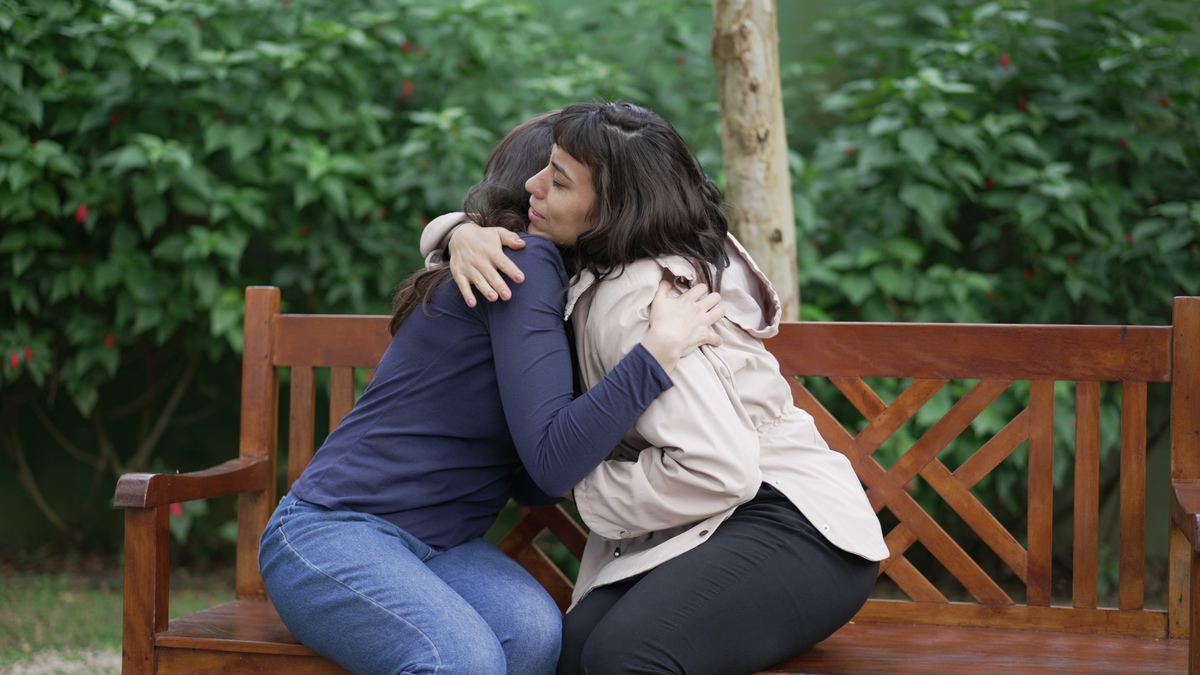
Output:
[525, 145, 596, 247]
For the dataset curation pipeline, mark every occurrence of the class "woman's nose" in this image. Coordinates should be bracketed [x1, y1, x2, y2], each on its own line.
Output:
[526, 166, 548, 198]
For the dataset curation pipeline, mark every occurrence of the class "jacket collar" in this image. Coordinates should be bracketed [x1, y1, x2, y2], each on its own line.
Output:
[564, 234, 781, 339]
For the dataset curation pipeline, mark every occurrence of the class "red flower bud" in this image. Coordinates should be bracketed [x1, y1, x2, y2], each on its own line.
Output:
[170, 503, 184, 518]
[1067, 256, 1076, 267]
[377, 207, 388, 220]
[1000, 53, 1011, 68]
[299, 226, 311, 237]
[1118, 138, 1129, 149]
[81, 253, 90, 265]
[984, 177, 996, 190]
[104, 333, 116, 349]
[1125, 231, 1133, 246]
[194, 17, 202, 26]
[24, 347, 33, 362]
[75, 204, 88, 223]
[402, 40, 413, 54]
[1017, 99, 1028, 113]
[1022, 268, 1033, 280]
[676, 54, 687, 66]
[108, 112, 121, 128]
[987, 290, 997, 302]
[402, 79, 415, 99]
[1159, 96, 1169, 108]
[9, 352, 19, 369]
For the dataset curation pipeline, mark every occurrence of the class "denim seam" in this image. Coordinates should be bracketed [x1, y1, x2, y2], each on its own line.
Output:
[276, 500, 447, 674]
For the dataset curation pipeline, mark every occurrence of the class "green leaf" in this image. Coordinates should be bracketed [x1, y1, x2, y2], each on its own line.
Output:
[899, 128, 937, 165]
[100, 145, 149, 175]
[125, 36, 159, 70]
[1016, 193, 1049, 227]
[0, 60, 22, 93]
[899, 183, 959, 250]
[19, 90, 43, 127]
[136, 198, 168, 238]
[6, 162, 36, 192]
[12, 250, 35, 277]
[867, 115, 905, 137]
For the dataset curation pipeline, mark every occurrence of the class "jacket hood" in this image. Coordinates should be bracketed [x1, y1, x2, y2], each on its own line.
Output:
[565, 234, 781, 339]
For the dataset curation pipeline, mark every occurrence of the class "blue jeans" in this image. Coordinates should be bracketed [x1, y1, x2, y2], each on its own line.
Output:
[259, 492, 561, 675]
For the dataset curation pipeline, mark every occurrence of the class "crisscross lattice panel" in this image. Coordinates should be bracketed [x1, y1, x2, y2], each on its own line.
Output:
[766, 321, 1172, 638]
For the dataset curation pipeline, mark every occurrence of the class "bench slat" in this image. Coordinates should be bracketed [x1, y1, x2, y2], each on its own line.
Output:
[288, 366, 316, 489]
[1120, 380, 1148, 610]
[1073, 381, 1101, 609]
[771, 322, 1173, 381]
[1026, 380, 1055, 607]
[759, 621, 1185, 674]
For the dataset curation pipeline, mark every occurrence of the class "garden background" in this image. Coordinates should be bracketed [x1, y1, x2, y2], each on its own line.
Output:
[2, 0, 1198, 667]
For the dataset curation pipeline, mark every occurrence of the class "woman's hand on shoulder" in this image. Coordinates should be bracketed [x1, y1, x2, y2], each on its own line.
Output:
[640, 279, 724, 374]
[448, 222, 528, 307]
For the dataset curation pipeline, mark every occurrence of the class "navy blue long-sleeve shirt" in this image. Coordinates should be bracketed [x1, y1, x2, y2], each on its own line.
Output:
[291, 234, 672, 550]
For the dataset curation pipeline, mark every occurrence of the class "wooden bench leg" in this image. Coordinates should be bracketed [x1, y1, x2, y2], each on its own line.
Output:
[122, 507, 169, 675]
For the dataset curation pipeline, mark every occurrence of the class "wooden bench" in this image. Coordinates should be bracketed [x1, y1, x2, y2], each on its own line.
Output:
[115, 286, 1200, 674]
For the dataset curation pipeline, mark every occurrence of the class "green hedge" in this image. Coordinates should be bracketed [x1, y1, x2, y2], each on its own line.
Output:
[0, 0, 715, 550]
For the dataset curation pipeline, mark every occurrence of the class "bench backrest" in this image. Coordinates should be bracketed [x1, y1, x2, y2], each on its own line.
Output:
[769, 296, 1198, 639]
[234, 286, 1198, 637]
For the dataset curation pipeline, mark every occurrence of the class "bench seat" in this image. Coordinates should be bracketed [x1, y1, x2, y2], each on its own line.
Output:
[149, 598, 1187, 674]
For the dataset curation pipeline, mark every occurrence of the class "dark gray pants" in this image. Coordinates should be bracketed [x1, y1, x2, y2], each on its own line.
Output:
[558, 484, 879, 675]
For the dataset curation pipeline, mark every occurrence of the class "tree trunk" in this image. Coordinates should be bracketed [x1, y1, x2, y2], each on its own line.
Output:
[712, 0, 798, 319]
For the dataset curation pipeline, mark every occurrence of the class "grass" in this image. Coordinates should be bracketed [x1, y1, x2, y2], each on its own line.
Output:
[0, 572, 234, 670]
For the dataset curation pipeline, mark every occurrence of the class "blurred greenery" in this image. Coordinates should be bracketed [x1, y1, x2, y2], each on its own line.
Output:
[0, 0, 716, 554]
[0, 0, 1196, 602]
[0, 573, 232, 667]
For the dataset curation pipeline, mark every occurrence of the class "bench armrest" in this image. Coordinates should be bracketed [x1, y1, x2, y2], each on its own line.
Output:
[113, 457, 273, 508]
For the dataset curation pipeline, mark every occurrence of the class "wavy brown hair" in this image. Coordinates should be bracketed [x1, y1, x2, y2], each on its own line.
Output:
[388, 111, 558, 335]
[552, 101, 729, 290]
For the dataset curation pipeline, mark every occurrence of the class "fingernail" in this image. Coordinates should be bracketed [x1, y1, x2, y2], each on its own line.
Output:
[501, 291, 511, 300]
[515, 274, 525, 282]
[488, 292, 497, 300]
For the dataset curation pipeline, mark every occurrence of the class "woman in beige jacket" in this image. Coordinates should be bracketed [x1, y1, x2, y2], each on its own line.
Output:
[424, 102, 888, 675]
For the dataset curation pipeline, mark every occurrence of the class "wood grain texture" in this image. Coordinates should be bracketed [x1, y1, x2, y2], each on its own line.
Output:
[121, 507, 168, 675]
[237, 287, 280, 600]
[113, 458, 271, 508]
[854, 597, 1167, 637]
[770, 322, 1172, 382]
[272, 314, 392, 367]
[756, 621, 1185, 674]
[1121, 380, 1148, 610]
[288, 366, 316, 489]
[1027, 380, 1055, 607]
[1074, 381, 1101, 609]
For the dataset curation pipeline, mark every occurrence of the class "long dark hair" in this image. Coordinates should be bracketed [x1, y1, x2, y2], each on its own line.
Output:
[553, 101, 729, 290]
[389, 111, 558, 335]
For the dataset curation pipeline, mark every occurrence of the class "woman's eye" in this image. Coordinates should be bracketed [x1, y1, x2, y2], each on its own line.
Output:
[551, 180, 565, 189]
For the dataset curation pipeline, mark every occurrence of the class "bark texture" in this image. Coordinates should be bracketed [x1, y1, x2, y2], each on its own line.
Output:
[712, 0, 798, 319]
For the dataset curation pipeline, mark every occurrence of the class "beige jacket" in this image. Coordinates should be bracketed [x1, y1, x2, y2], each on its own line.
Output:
[564, 235, 888, 608]
[418, 217, 889, 609]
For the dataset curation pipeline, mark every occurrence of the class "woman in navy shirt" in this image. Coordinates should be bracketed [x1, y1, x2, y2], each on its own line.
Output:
[257, 111, 724, 675]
